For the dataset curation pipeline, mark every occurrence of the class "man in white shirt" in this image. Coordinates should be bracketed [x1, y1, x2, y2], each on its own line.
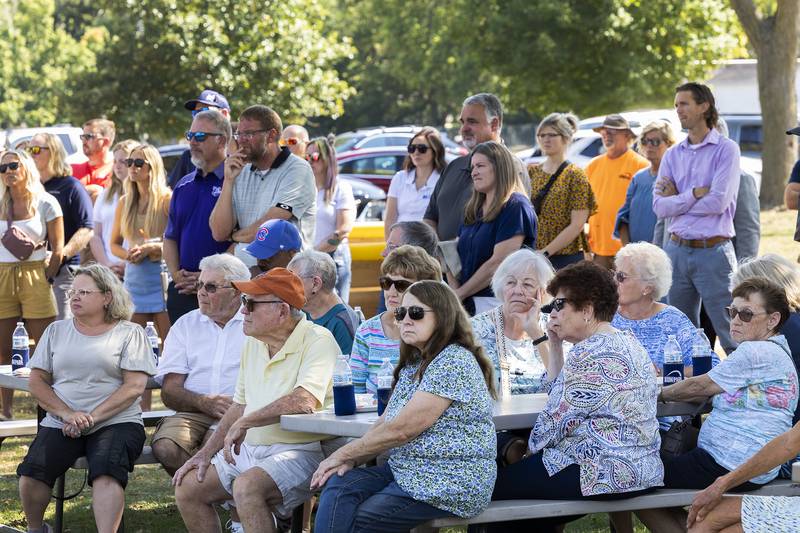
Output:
[151, 253, 251, 475]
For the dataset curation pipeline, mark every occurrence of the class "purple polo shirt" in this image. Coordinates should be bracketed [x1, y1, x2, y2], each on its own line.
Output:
[165, 162, 232, 271]
[652, 128, 740, 239]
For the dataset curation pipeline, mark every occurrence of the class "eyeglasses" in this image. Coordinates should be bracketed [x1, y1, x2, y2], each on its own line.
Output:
[66, 288, 105, 299]
[79, 133, 102, 142]
[407, 144, 429, 154]
[613, 271, 638, 283]
[306, 152, 322, 163]
[196, 281, 233, 294]
[240, 294, 283, 312]
[542, 297, 570, 314]
[394, 305, 433, 321]
[280, 137, 300, 146]
[191, 107, 212, 117]
[26, 146, 48, 156]
[536, 133, 561, 139]
[725, 306, 767, 323]
[185, 131, 224, 143]
[0, 162, 20, 173]
[233, 129, 268, 141]
[640, 138, 663, 147]
[126, 158, 147, 168]
[379, 276, 413, 292]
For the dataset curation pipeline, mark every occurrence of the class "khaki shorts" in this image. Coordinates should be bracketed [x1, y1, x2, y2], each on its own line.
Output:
[0, 261, 57, 319]
[151, 412, 217, 455]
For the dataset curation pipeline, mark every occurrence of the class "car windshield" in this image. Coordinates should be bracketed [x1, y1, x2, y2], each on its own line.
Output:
[334, 133, 362, 151]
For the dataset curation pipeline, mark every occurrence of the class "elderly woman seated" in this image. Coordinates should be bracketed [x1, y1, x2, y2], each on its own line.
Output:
[17, 264, 156, 533]
[288, 250, 358, 354]
[311, 281, 497, 532]
[471, 248, 558, 396]
[490, 261, 663, 531]
[639, 277, 799, 532]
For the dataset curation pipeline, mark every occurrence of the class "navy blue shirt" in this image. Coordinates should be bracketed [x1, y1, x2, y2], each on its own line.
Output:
[790, 160, 800, 184]
[457, 192, 537, 299]
[164, 163, 232, 271]
[780, 312, 800, 424]
[43, 175, 93, 266]
[168, 149, 196, 189]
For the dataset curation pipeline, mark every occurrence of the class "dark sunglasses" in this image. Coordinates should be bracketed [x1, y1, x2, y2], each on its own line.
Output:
[196, 281, 233, 294]
[126, 158, 147, 168]
[240, 294, 283, 312]
[394, 305, 433, 321]
[26, 146, 48, 155]
[379, 276, 413, 292]
[541, 297, 570, 314]
[725, 306, 767, 323]
[185, 131, 224, 143]
[407, 144, 429, 154]
[640, 138, 663, 147]
[0, 162, 20, 173]
[191, 107, 212, 117]
[79, 133, 101, 141]
[306, 152, 322, 163]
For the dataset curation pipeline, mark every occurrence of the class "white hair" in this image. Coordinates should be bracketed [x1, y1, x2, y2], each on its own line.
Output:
[199, 253, 251, 283]
[491, 249, 554, 299]
[615, 242, 672, 300]
[288, 250, 337, 292]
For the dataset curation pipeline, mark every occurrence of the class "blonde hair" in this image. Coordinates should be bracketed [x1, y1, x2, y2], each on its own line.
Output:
[31, 133, 72, 178]
[637, 120, 677, 156]
[0, 150, 45, 218]
[731, 254, 800, 311]
[119, 144, 171, 241]
[380, 245, 442, 281]
[464, 141, 524, 225]
[73, 263, 134, 322]
[83, 118, 116, 146]
[104, 139, 139, 205]
[536, 112, 579, 142]
[307, 137, 338, 204]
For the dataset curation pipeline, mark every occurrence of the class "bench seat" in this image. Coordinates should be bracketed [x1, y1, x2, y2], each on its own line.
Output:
[0, 419, 36, 438]
[413, 480, 800, 531]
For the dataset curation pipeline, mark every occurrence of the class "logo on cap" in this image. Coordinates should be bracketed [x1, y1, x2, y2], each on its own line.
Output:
[256, 227, 269, 241]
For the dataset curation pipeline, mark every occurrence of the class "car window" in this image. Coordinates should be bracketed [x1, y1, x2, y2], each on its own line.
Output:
[739, 125, 762, 154]
[339, 155, 403, 175]
[581, 139, 603, 158]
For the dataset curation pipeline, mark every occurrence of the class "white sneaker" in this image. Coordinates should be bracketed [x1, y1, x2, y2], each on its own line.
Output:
[225, 519, 244, 533]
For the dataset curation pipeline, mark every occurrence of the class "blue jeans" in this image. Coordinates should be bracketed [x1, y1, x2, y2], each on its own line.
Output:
[314, 463, 455, 533]
[333, 245, 352, 305]
[665, 239, 737, 353]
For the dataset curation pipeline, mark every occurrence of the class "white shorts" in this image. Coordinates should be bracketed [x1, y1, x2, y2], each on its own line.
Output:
[211, 441, 324, 518]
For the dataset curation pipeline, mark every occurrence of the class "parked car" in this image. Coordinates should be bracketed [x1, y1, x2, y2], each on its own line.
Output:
[337, 146, 458, 192]
[158, 143, 187, 180]
[335, 126, 468, 158]
[1, 125, 87, 165]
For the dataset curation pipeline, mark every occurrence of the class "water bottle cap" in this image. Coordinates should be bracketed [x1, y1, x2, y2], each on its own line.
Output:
[16, 322, 23, 326]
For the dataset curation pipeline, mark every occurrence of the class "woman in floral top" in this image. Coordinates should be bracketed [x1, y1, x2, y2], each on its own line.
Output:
[493, 261, 662, 530]
[312, 281, 497, 532]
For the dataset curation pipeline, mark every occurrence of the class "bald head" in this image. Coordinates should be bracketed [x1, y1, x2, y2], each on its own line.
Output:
[282, 125, 310, 157]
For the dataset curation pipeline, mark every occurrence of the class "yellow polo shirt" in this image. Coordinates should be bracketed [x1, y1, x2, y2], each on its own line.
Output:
[233, 317, 340, 445]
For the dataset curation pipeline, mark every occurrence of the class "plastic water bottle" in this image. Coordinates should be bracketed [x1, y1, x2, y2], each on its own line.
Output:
[376, 358, 394, 416]
[332, 355, 356, 416]
[144, 322, 160, 365]
[692, 328, 713, 376]
[354, 306, 366, 325]
[663, 334, 684, 386]
[11, 322, 29, 371]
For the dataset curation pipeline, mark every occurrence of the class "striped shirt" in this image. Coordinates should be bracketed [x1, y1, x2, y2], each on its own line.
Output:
[349, 313, 400, 395]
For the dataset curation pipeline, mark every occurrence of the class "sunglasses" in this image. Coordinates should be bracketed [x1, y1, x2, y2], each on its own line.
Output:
[379, 276, 413, 292]
[536, 132, 561, 139]
[79, 133, 102, 141]
[280, 137, 300, 146]
[26, 146, 48, 156]
[725, 306, 767, 323]
[640, 138, 663, 147]
[394, 305, 433, 321]
[0, 162, 20, 173]
[541, 297, 570, 314]
[126, 158, 147, 168]
[191, 107, 212, 117]
[240, 294, 283, 312]
[306, 152, 322, 163]
[407, 144, 429, 154]
[196, 281, 233, 294]
[185, 131, 224, 143]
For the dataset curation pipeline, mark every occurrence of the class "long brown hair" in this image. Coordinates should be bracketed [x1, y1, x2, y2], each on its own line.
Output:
[393, 280, 496, 399]
[402, 127, 446, 174]
[463, 141, 524, 225]
[307, 137, 338, 204]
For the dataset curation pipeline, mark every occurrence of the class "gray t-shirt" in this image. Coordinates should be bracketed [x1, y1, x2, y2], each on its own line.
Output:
[231, 150, 316, 266]
[30, 319, 157, 433]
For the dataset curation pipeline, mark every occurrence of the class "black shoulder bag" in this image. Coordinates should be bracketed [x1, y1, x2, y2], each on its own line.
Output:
[531, 161, 569, 215]
[660, 398, 709, 458]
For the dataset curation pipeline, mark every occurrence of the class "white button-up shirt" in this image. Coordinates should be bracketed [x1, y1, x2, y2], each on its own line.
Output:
[156, 309, 245, 397]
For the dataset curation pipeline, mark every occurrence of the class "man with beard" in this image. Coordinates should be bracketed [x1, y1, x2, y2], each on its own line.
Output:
[424, 93, 527, 241]
[210, 105, 316, 268]
[71, 118, 116, 202]
[163, 109, 234, 322]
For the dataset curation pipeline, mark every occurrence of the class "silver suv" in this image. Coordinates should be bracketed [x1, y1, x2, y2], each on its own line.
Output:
[0, 125, 87, 164]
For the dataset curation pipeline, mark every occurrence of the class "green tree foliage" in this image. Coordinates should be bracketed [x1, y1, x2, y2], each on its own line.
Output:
[0, 0, 95, 128]
[67, 0, 354, 140]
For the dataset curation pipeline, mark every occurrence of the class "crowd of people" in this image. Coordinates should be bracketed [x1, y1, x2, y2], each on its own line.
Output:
[3, 81, 800, 533]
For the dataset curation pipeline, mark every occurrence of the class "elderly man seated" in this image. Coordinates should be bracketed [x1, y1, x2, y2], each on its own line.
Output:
[172, 267, 341, 533]
[151, 254, 250, 476]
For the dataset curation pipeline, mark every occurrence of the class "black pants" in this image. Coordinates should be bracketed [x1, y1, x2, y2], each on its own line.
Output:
[166, 281, 198, 324]
[663, 446, 760, 490]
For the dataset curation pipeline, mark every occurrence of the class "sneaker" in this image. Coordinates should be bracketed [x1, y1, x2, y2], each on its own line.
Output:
[225, 519, 244, 533]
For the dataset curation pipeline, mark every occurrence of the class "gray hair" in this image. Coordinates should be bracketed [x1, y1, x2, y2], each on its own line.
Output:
[731, 254, 800, 311]
[73, 264, 134, 322]
[287, 250, 337, 292]
[615, 242, 672, 300]
[199, 253, 250, 283]
[536, 112, 579, 142]
[194, 109, 232, 142]
[390, 221, 439, 256]
[463, 93, 503, 131]
[289, 306, 305, 319]
[491, 249, 555, 299]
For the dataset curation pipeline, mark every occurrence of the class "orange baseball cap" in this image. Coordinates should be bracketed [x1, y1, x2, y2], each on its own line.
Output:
[231, 267, 306, 309]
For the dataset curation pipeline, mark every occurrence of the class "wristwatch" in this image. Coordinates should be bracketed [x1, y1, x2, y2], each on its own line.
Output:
[532, 334, 548, 346]
[542, 250, 550, 258]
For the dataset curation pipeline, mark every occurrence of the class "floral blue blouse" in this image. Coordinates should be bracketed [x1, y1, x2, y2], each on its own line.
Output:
[529, 330, 663, 496]
[386, 344, 496, 517]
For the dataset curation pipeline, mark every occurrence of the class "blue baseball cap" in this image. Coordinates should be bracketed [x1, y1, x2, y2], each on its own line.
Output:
[184, 89, 231, 112]
[245, 219, 302, 260]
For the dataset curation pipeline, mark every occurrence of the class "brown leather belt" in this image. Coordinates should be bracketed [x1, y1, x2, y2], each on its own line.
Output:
[670, 233, 730, 248]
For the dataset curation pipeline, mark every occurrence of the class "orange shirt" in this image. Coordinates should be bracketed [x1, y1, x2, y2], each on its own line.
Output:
[586, 149, 649, 256]
[72, 155, 113, 188]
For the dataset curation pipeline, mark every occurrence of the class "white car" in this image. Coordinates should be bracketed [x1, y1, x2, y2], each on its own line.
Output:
[1, 125, 87, 165]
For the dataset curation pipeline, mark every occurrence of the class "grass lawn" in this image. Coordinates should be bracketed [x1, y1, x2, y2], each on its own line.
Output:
[1, 207, 797, 532]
